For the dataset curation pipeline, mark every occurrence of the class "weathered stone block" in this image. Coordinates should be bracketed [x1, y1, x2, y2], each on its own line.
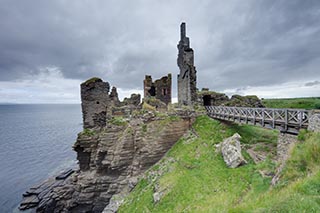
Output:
[308, 113, 320, 132]
[218, 133, 247, 168]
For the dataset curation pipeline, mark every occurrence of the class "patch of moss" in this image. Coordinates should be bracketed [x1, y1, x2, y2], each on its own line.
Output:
[109, 116, 127, 126]
[83, 77, 102, 85]
[141, 124, 147, 133]
[81, 128, 96, 136]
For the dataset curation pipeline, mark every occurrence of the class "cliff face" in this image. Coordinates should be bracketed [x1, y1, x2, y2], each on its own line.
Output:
[35, 113, 193, 212]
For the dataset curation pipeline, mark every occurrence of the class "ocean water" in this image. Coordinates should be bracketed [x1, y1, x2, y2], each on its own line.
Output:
[0, 104, 82, 213]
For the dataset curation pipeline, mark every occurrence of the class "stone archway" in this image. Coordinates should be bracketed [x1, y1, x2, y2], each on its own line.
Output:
[203, 95, 211, 106]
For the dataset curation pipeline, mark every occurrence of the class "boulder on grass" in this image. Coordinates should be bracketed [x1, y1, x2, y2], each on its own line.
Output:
[219, 133, 247, 168]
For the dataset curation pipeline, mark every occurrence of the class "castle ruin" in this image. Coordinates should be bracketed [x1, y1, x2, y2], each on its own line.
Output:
[143, 74, 172, 105]
[80, 77, 140, 129]
[177, 22, 197, 106]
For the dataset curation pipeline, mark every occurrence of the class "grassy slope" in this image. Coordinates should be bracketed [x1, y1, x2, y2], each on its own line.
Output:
[118, 116, 320, 212]
[262, 97, 320, 109]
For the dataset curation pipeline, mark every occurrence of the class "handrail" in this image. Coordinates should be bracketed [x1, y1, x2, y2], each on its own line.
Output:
[205, 106, 310, 134]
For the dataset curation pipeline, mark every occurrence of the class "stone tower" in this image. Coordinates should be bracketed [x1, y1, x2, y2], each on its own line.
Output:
[80, 78, 110, 129]
[177, 22, 197, 106]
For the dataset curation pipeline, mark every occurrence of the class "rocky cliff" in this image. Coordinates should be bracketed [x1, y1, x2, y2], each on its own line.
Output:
[23, 111, 193, 212]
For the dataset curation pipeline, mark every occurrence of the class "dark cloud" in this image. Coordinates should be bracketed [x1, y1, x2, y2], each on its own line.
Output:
[0, 0, 320, 97]
[305, 81, 320, 87]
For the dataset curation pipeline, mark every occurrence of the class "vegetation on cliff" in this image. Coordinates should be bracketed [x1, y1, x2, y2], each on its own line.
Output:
[118, 115, 320, 212]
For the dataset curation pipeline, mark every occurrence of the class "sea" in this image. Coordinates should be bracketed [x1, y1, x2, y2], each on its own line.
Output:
[0, 104, 82, 213]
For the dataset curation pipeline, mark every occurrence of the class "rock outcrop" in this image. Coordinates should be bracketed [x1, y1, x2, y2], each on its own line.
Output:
[216, 133, 247, 168]
[21, 112, 194, 212]
[198, 89, 265, 108]
[226, 95, 264, 108]
[198, 90, 229, 106]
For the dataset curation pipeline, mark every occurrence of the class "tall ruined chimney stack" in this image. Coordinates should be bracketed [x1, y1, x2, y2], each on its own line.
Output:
[180, 22, 186, 39]
[177, 22, 197, 106]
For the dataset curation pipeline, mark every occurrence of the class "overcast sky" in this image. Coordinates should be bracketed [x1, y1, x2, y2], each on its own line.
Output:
[0, 0, 319, 103]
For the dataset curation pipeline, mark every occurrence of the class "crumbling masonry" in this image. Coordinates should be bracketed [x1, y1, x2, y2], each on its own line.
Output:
[81, 77, 141, 129]
[143, 74, 172, 105]
[177, 22, 197, 106]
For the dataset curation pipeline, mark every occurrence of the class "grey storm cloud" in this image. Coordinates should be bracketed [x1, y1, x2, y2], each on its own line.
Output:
[305, 81, 320, 87]
[0, 0, 320, 92]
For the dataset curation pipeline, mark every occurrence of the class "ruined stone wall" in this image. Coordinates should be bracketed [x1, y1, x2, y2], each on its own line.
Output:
[143, 75, 153, 98]
[143, 74, 172, 105]
[177, 22, 197, 106]
[81, 78, 110, 129]
[81, 78, 142, 129]
[154, 74, 171, 105]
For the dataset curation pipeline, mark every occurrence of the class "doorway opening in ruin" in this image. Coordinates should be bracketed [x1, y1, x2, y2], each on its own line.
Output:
[148, 86, 156, 96]
[203, 95, 211, 106]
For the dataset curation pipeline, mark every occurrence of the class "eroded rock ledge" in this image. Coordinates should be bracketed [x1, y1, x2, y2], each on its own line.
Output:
[20, 110, 194, 213]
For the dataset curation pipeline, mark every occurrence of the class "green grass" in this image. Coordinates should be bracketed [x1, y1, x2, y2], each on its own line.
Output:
[234, 131, 320, 212]
[118, 116, 320, 212]
[281, 131, 320, 182]
[80, 128, 96, 136]
[109, 116, 128, 126]
[263, 97, 320, 109]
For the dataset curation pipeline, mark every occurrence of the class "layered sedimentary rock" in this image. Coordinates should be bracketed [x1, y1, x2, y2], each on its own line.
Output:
[23, 112, 193, 212]
[20, 77, 194, 212]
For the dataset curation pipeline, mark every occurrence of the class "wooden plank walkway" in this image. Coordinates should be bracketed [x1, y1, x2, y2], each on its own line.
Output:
[206, 106, 310, 134]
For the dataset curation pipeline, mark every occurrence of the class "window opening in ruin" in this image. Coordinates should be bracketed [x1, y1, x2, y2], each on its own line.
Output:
[203, 95, 211, 106]
[96, 101, 100, 104]
[163, 88, 167, 96]
[148, 86, 156, 96]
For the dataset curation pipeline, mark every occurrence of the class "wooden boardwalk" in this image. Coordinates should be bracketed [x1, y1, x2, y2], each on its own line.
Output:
[206, 106, 310, 134]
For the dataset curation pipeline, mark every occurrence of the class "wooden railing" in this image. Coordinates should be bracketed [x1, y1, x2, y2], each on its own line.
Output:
[206, 106, 310, 134]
